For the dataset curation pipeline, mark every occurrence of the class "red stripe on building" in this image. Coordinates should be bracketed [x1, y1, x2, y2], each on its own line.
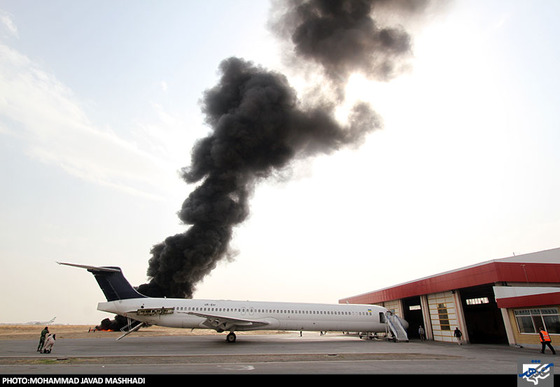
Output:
[340, 262, 560, 304]
[496, 292, 560, 309]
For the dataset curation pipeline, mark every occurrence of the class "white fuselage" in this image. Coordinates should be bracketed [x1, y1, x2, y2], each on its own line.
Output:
[98, 298, 389, 333]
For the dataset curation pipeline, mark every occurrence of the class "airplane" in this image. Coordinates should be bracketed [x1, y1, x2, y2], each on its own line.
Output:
[25, 316, 56, 325]
[58, 262, 409, 343]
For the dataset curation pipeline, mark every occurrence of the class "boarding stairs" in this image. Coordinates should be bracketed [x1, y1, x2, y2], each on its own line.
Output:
[117, 318, 147, 341]
[385, 312, 409, 342]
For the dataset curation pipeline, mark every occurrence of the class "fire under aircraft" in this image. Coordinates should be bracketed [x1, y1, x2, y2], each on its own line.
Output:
[59, 262, 409, 342]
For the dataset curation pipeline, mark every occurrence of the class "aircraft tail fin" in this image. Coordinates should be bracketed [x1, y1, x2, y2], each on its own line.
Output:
[58, 262, 147, 302]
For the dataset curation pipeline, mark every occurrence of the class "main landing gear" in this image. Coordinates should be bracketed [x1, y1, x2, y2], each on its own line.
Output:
[226, 332, 237, 343]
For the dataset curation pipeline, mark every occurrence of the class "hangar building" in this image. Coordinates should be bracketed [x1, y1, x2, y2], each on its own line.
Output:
[340, 247, 560, 347]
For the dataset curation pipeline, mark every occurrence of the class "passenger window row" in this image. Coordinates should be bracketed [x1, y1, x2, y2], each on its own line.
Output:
[175, 306, 373, 316]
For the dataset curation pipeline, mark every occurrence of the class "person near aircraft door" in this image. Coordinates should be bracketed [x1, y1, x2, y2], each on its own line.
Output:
[37, 327, 49, 352]
[42, 333, 56, 353]
[539, 327, 556, 355]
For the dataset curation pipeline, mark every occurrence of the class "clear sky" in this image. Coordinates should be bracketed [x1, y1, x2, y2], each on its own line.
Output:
[1, 0, 559, 325]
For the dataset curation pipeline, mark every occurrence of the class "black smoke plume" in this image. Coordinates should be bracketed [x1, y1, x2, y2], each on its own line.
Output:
[270, 0, 430, 96]
[138, 57, 379, 298]
[96, 315, 129, 331]
[134, 0, 430, 299]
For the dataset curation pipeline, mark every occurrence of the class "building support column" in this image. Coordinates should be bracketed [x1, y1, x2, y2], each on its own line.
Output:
[420, 295, 433, 340]
[452, 289, 470, 344]
[500, 308, 516, 346]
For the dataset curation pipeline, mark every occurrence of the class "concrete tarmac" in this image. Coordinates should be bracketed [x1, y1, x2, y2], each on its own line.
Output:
[0, 332, 557, 375]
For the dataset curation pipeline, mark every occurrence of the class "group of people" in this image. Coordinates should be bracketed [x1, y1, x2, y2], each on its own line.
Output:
[417, 324, 556, 353]
[417, 325, 464, 344]
[34, 324, 556, 355]
[36, 326, 56, 354]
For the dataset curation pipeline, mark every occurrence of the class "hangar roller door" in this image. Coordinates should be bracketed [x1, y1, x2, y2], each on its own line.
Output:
[402, 296, 424, 339]
[460, 285, 508, 344]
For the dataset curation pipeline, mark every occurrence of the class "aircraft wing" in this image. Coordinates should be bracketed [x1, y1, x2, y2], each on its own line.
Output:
[187, 311, 270, 332]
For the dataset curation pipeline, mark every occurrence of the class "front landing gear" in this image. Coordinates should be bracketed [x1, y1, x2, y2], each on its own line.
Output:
[226, 332, 237, 343]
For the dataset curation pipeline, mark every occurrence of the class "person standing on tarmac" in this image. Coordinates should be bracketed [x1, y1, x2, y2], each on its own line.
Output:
[37, 327, 49, 352]
[418, 325, 425, 341]
[42, 333, 56, 354]
[454, 327, 463, 345]
[539, 327, 556, 355]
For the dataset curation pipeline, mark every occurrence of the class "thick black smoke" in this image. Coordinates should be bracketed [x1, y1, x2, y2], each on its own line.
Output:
[135, 0, 430, 299]
[138, 57, 379, 298]
[96, 315, 129, 331]
[270, 0, 430, 95]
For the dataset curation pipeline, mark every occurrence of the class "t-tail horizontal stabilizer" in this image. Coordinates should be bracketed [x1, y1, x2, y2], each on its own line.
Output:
[58, 262, 147, 302]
